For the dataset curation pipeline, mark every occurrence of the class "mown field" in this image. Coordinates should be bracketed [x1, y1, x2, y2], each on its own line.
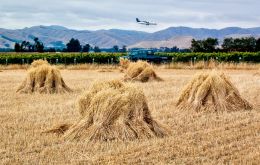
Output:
[0, 68, 259, 164]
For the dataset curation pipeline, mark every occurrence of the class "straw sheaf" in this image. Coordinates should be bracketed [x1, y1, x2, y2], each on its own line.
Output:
[49, 80, 168, 142]
[17, 60, 71, 94]
[177, 70, 253, 112]
[123, 61, 162, 82]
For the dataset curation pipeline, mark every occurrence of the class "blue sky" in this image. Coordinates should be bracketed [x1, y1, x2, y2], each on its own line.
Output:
[0, 0, 259, 32]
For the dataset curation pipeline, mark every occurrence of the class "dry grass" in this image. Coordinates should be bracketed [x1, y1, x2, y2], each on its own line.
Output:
[17, 60, 71, 94]
[0, 64, 30, 70]
[65, 64, 117, 70]
[176, 70, 253, 112]
[0, 61, 259, 71]
[0, 63, 118, 70]
[254, 69, 260, 76]
[49, 80, 168, 142]
[97, 68, 114, 72]
[0, 69, 259, 164]
[122, 60, 162, 82]
[164, 61, 260, 70]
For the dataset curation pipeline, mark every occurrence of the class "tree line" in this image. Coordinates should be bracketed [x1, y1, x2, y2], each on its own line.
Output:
[14, 37, 260, 53]
[14, 38, 44, 52]
[191, 37, 260, 53]
[64, 38, 127, 52]
[14, 38, 127, 53]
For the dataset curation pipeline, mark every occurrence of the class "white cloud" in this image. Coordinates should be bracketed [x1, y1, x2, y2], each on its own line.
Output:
[0, 0, 259, 32]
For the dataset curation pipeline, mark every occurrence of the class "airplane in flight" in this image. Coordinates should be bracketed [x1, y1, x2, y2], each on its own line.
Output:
[136, 18, 157, 26]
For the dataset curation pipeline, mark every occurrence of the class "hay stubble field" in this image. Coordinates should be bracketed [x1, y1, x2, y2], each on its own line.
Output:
[0, 68, 259, 164]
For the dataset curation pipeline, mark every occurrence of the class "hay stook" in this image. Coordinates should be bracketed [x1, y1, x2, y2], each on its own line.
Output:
[17, 60, 71, 94]
[48, 80, 168, 142]
[122, 60, 162, 82]
[176, 70, 253, 112]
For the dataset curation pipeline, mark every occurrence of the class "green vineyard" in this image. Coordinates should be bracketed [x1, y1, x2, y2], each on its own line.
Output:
[0, 52, 260, 64]
[157, 52, 260, 62]
[0, 53, 125, 65]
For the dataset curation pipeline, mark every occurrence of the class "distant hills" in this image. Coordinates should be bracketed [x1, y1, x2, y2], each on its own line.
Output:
[1, 25, 260, 49]
[128, 36, 193, 49]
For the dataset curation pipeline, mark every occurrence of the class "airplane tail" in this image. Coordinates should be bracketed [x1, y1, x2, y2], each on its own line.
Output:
[136, 18, 140, 22]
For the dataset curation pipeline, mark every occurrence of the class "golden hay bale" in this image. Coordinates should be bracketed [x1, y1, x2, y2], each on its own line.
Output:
[52, 80, 168, 142]
[123, 61, 162, 82]
[31, 59, 49, 68]
[16, 64, 72, 94]
[176, 70, 253, 112]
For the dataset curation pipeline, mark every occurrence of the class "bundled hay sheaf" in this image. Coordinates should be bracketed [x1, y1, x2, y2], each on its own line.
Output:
[50, 80, 168, 142]
[176, 70, 253, 112]
[31, 59, 49, 68]
[17, 60, 71, 94]
[123, 60, 162, 82]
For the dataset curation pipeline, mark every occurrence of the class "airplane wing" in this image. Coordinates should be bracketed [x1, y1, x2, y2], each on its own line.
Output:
[138, 22, 148, 25]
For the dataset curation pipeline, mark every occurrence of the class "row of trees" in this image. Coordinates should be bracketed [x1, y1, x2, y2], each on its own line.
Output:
[14, 38, 44, 52]
[65, 38, 101, 52]
[65, 38, 127, 53]
[14, 37, 260, 53]
[14, 38, 127, 53]
[191, 37, 260, 53]
[222, 37, 260, 52]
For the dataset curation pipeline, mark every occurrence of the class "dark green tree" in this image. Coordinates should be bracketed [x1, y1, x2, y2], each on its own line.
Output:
[66, 38, 82, 52]
[222, 37, 256, 52]
[256, 38, 260, 52]
[202, 38, 218, 52]
[222, 38, 234, 52]
[191, 38, 218, 52]
[113, 45, 119, 52]
[14, 43, 21, 52]
[33, 38, 44, 52]
[82, 44, 91, 52]
[243, 37, 256, 52]
[122, 45, 127, 52]
[94, 46, 101, 52]
[20, 41, 32, 52]
[20, 41, 27, 51]
[191, 39, 204, 52]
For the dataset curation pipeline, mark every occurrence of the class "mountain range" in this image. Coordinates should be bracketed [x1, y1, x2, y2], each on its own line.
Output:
[1, 25, 260, 49]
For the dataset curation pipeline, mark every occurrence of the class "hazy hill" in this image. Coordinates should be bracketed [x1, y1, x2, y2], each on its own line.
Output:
[1, 25, 260, 49]
[128, 36, 193, 49]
